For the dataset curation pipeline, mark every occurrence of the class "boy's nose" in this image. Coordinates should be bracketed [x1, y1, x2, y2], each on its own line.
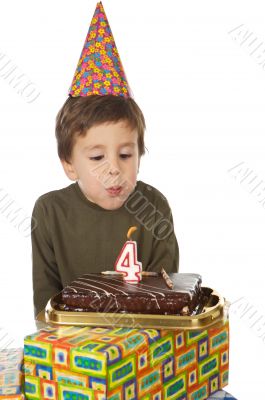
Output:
[108, 158, 121, 175]
[109, 166, 120, 176]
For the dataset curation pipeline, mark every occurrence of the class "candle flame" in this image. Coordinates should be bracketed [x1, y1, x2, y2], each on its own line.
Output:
[127, 226, 137, 240]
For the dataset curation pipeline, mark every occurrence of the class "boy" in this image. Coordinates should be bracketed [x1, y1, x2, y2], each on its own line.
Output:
[31, 3, 179, 318]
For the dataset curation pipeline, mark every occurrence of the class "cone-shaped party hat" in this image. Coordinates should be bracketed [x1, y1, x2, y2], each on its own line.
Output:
[69, 2, 132, 98]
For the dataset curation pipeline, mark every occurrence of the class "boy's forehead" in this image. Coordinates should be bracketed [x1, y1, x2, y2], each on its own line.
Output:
[84, 142, 137, 151]
[77, 121, 138, 150]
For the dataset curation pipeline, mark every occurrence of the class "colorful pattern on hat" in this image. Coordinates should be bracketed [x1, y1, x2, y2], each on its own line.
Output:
[69, 2, 131, 98]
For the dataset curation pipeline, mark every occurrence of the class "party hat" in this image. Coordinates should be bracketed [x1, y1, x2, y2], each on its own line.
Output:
[69, 2, 132, 98]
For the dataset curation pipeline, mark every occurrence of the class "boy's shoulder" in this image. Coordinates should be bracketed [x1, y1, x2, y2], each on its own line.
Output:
[137, 180, 167, 198]
[33, 183, 75, 208]
[135, 180, 170, 209]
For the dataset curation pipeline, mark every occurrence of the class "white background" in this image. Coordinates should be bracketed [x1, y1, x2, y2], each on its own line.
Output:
[0, 0, 265, 398]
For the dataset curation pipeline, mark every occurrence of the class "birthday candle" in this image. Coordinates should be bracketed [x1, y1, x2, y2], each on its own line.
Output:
[114, 226, 142, 283]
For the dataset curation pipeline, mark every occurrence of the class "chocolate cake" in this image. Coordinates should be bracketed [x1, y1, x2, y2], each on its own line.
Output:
[60, 272, 202, 316]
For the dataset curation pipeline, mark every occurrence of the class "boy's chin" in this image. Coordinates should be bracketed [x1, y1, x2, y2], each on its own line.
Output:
[101, 196, 127, 211]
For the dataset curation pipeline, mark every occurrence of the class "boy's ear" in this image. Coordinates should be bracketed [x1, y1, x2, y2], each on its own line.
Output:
[137, 156, 141, 173]
[60, 159, 78, 181]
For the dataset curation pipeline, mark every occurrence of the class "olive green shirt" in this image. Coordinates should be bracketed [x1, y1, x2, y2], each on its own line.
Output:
[31, 180, 179, 317]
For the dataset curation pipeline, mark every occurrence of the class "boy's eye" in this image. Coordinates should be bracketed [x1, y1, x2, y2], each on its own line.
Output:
[89, 156, 103, 161]
[120, 154, 132, 159]
[89, 154, 132, 161]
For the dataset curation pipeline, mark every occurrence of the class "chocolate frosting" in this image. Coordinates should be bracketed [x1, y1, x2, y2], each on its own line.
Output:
[61, 272, 202, 315]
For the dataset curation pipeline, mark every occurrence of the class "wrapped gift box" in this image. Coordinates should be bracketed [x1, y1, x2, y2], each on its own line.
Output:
[208, 390, 237, 399]
[24, 322, 229, 399]
[0, 348, 24, 398]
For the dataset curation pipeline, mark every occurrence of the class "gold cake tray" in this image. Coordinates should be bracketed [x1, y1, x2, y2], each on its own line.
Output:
[36, 287, 229, 331]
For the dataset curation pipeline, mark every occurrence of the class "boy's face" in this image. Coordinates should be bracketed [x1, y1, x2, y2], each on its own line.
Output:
[61, 120, 140, 210]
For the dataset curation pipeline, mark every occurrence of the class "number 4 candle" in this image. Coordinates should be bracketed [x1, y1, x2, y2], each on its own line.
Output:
[114, 226, 142, 283]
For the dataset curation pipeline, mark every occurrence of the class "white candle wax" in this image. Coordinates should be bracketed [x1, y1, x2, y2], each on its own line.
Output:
[115, 240, 142, 283]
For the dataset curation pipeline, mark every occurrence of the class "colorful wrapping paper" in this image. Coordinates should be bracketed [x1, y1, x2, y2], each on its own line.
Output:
[0, 348, 24, 398]
[24, 322, 229, 399]
[69, 2, 131, 98]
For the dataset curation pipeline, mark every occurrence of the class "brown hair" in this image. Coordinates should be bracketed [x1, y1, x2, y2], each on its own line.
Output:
[55, 94, 147, 162]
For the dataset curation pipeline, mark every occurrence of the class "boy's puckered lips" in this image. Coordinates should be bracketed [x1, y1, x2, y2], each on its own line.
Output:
[106, 186, 122, 195]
